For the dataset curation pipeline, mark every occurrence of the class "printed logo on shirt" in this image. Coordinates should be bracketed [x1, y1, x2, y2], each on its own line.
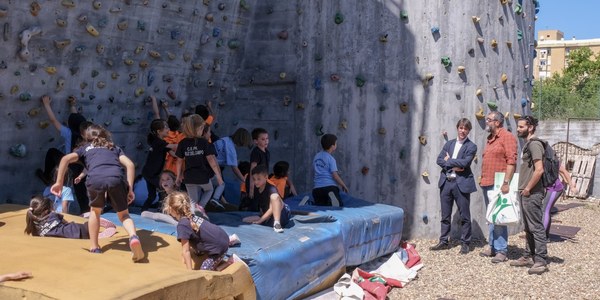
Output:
[37, 220, 60, 236]
[315, 158, 328, 169]
[184, 146, 205, 156]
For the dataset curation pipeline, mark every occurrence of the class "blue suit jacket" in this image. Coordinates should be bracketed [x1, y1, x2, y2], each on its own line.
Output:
[437, 138, 477, 194]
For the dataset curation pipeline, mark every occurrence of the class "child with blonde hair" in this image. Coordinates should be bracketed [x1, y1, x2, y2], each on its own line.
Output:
[175, 114, 224, 214]
[25, 195, 116, 239]
[163, 191, 230, 270]
[51, 124, 144, 261]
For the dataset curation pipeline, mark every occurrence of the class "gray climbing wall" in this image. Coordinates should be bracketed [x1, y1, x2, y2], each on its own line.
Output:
[0, 0, 537, 239]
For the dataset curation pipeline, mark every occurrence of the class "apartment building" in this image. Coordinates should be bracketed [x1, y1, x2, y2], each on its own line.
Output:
[534, 30, 600, 80]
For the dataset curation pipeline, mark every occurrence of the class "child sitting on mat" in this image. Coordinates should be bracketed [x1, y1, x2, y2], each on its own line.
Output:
[25, 195, 116, 239]
[163, 191, 231, 270]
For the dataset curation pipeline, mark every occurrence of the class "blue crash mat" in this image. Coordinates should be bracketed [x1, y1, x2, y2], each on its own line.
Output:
[101, 193, 403, 299]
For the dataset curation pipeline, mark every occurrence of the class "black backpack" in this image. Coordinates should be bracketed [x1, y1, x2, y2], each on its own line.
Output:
[525, 138, 560, 188]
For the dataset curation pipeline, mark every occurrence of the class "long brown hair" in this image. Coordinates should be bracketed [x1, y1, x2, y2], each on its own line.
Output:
[162, 191, 198, 231]
[84, 124, 114, 149]
[24, 195, 53, 236]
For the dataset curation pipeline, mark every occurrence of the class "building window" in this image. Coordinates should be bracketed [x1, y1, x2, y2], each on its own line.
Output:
[540, 60, 546, 66]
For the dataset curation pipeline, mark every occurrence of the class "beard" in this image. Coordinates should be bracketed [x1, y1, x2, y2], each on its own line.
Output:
[517, 128, 530, 138]
[485, 125, 491, 132]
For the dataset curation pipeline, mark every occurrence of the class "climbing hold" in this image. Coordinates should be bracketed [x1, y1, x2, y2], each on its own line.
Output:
[379, 34, 388, 43]
[192, 63, 203, 70]
[517, 29, 523, 41]
[302, 40, 308, 47]
[93, 1, 102, 10]
[28, 108, 41, 117]
[475, 106, 485, 120]
[330, 74, 340, 82]
[207, 80, 214, 87]
[54, 39, 71, 50]
[110, 6, 122, 13]
[45, 66, 57, 75]
[74, 45, 86, 52]
[378, 128, 386, 135]
[491, 39, 498, 48]
[91, 70, 99, 78]
[334, 12, 344, 24]
[514, 3, 523, 15]
[501, 73, 508, 83]
[513, 113, 522, 119]
[139, 61, 149, 68]
[314, 78, 322, 90]
[30, 2, 41, 16]
[147, 70, 155, 86]
[277, 30, 288, 40]
[96, 44, 105, 55]
[379, 105, 387, 112]
[355, 75, 366, 87]
[9, 144, 27, 158]
[124, 59, 134, 66]
[61, 0, 76, 8]
[111, 72, 119, 80]
[421, 171, 429, 178]
[86, 23, 100, 36]
[137, 20, 146, 31]
[10, 85, 19, 95]
[487, 101, 498, 110]
[431, 26, 440, 35]
[506, 41, 512, 48]
[121, 116, 136, 125]
[296, 103, 305, 110]
[56, 18, 68, 27]
[3, 22, 10, 42]
[148, 50, 160, 59]
[400, 10, 408, 21]
[472, 16, 480, 23]
[218, 3, 226, 10]
[128, 73, 137, 84]
[135, 44, 145, 54]
[0, 7, 6, 17]
[167, 52, 176, 60]
[361, 167, 370, 175]
[117, 20, 128, 31]
[167, 86, 176, 99]
[500, 0, 508, 4]
[55, 78, 65, 92]
[212, 28, 220, 38]
[504, 112, 510, 119]
[215, 39, 223, 47]
[18, 27, 42, 61]
[39, 121, 49, 129]
[77, 14, 88, 23]
[97, 81, 106, 89]
[279, 72, 286, 80]
[400, 102, 409, 113]
[282, 95, 291, 106]
[441, 56, 452, 68]
[240, 0, 250, 10]
[205, 13, 214, 22]
[457, 66, 466, 74]
[201, 34, 210, 45]
[339, 120, 348, 129]
[475, 88, 483, 97]
[135, 87, 145, 97]
[19, 92, 31, 101]
[228, 39, 240, 49]
[315, 124, 324, 136]
[476, 37, 485, 45]
[418, 135, 427, 145]
[0, 60, 6, 69]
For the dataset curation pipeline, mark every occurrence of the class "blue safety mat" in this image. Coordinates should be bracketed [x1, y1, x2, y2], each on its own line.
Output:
[101, 193, 404, 300]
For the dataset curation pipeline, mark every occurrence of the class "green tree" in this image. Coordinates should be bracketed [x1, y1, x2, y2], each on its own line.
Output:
[533, 47, 600, 120]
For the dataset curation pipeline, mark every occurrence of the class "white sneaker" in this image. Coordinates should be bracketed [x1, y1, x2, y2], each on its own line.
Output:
[229, 234, 241, 246]
[209, 199, 226, 211]
[273, 223, 284, 233]
[298, 195, 310, 206]
[328, 191, 340, 207]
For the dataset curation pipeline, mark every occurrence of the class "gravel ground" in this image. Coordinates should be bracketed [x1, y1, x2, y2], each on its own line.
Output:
[388, 198, 600, 300]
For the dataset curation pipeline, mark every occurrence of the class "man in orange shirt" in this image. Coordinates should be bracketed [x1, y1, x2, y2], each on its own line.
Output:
[479, 111, 517, 263]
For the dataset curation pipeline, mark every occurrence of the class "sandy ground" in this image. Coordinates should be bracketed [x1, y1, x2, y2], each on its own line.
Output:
[388, 198, 600, 299]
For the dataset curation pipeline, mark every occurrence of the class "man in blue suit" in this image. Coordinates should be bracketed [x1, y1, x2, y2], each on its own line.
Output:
[430, 118, 478, 254]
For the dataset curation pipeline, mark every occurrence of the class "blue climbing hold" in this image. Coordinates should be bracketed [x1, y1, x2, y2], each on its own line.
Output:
[431, 26, 440, 34]
[314, 77, 322, 90]
[521, 98, 527, 107]
[213, 28, 220, 37]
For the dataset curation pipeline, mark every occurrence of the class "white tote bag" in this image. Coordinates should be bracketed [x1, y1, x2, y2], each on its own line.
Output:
[485, 190, 521, 225]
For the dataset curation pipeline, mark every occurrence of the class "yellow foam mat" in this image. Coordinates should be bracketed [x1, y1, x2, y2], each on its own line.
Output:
[0, 204, 255, 300]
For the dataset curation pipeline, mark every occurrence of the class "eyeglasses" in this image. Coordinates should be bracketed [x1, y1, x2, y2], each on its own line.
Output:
[485, 118, 497, 123]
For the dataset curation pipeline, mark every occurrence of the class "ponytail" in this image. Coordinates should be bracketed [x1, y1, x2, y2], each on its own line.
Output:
[24, 195, 52, 236]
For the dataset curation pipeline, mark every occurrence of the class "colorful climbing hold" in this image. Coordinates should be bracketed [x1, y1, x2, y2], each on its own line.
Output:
[334, 12, 344, 24]
[315, 124, 324, 136]
[477, 37, 485, 44]
[121, 116, 136, 125]
[30, 2, 41, 16]
[514, 3, 523, 15]
[378, 128, 386, 135]
[361, 166, 370, 175]
[476, 88, 483, 97]
[475, 106, 485, 120]
[277, 30, 288, 40]
[491, 39, 498, 48]
[501, 73, 508, 83]
[487, 101, 498, 110]
[279, 72, 286, 80]
[400, 103, 409, 113]
[330, 74, 340, 81]
[45, 67, 57, 75]
[9, 144, 27, 158]
[135, 87, 145, 97]
[228, 39, 240, 49]
[400, 10, 408, 21]
[86, 23, 100, 36]
[418, 135, 427, 145]
[457, 66, 466, 74]
[339, 120, 348, 129]
[39, 121, 50, 129]
[431, 27, 440, 34]
[379, 34, 388, 43]
[314, 78, 322, 90]
[517, 29, 523, 41]
[355, 75, 366, 87]
[471, 16, 481, 23]
[441, 56, 452, 68]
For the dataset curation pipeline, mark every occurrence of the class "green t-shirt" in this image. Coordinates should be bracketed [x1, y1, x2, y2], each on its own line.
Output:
[518, 140, 544, 193]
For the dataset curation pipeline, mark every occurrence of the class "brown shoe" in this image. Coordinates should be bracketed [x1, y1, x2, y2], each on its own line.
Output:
[479, 247, 495, 257]
[491, 252, 508, 263]
[510, 256, 534, 267]
[528, 262, 548, 275]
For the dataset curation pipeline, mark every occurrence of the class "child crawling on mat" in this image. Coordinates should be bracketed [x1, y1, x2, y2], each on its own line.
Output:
[163, 191, 232, 270]
[25, 195, 116, 239]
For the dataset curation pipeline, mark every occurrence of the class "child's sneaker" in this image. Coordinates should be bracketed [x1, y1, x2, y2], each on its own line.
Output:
[298, 196, 310, 206]
[273, 223, 284, 233]
[229, 234, 241, 246]
[129, 235, 144, 262]
[90, 247, 102, 254]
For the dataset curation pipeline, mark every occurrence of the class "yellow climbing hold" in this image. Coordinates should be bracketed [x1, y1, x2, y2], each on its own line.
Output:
[513, 113, 522, 119]
[124, 59, 134, 66]
[422, 171, 429, 177]
[501, 73, 508, 83]
[28, 108, 41, 117]
[475, 106, 485, 120]
[457, 66, 466, 74]
[475, 88, 483, 96]
[135, 87, 145, 97]
[419, 135, 427, 145]
[149, 50, 161, 59]
[139, 60, 149, 68]
[45, 66, 57, 75]
[86, 23, 100, 37]
[491, 39, 498, 48]
[39, 121, 50, 129]
[471, 16, 480, 23]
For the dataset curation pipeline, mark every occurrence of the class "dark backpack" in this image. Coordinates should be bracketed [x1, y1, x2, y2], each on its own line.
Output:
[525, 138, 560, 188]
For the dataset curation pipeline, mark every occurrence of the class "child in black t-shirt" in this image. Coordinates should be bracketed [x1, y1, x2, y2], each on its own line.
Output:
[163, 191, 230, 270]
[247, 128, 270, 199]
[242, 165, 291, 233]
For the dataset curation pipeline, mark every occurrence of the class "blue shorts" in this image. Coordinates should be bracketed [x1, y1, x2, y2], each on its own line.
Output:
[262, 204, 291, 227]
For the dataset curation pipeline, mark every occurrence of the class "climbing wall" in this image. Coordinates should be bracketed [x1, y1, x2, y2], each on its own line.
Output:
[0, 0, 538, 239]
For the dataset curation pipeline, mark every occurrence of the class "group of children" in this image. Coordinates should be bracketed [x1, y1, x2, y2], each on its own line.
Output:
[26, 94, 350, 271]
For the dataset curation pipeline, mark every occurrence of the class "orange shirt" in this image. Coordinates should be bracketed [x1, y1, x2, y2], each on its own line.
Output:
[269, 176, 288, 199]
[163, 130, 186, 174]
[480, 127, 518, 186]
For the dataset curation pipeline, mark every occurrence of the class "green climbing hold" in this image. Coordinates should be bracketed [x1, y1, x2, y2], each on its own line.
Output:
[315, 124, 324, 136]
[334, 12, 344, 24]
[314, 53, 323, 61]
[121, 116, 136, 125]
[514, 4, 523, 15]
[216, 39, 224, 47]
[19, 92, 31, 101]
[400, 10, 409, 20]
[517, 29, 523, 41]
[9, 144, 27, 158]
[240, 0, 250, 10]
[227, 39, 240, 49]
[355, 75, 366, 87]
[91, 70, 99, 78]
[487, 101, 498, 110]
[441, 56, 452, 68]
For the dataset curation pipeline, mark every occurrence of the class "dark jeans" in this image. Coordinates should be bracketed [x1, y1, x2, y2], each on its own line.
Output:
[312, 186, 343, 206]
[520, 191, 548, 264]
[439, 180, 471, 245]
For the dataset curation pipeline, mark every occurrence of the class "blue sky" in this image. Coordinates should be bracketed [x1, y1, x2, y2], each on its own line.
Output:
[536, 0, 600, 40]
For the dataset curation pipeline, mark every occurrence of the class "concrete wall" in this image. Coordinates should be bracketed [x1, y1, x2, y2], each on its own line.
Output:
[0, 1, 537, 239]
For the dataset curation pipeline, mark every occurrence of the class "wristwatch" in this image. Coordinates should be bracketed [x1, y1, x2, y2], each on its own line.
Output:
[503, 180, 509, 185]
